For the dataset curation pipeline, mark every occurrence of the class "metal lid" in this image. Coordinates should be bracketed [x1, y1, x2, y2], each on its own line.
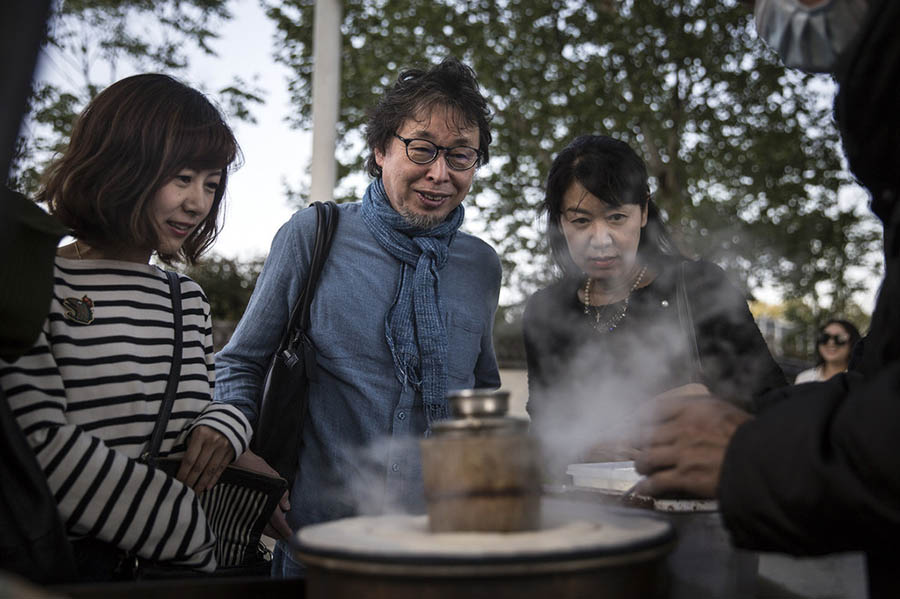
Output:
[446, 388, 510, 418]
[430, 415, 528, 436]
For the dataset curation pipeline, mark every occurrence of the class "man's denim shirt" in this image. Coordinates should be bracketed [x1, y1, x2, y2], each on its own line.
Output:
[215, 202, 502, 531]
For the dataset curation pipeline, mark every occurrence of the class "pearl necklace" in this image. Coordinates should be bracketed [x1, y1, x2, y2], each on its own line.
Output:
[582, 265, 647, 333]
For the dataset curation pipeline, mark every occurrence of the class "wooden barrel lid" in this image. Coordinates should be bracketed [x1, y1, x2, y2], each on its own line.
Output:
[292, 500, 673, 566]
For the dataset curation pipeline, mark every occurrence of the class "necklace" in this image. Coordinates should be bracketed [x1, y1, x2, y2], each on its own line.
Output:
[582, 265, 647, 333]
[74, 240, 84, 260]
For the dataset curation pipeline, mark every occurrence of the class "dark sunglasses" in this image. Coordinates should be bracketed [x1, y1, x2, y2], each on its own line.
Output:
[817, 333, 850, 346]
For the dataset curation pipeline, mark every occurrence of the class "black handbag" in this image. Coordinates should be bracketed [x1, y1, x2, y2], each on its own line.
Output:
[150, 458, 285, 573]
[0, 388, 77, 584]
[251, 201, 339, 482]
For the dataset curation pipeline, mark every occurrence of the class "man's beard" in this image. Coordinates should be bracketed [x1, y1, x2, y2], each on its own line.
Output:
[397, 206, 443, 230]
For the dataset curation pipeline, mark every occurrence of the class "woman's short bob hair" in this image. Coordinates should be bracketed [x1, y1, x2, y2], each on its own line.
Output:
[39, 73, 240, 264]
[815, 318, 862, 366]
[541, 134, 680, 279]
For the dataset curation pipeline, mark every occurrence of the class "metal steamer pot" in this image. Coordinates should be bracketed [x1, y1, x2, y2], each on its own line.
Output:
[291, 390, 676, 599]
[292, 498, 675, 599]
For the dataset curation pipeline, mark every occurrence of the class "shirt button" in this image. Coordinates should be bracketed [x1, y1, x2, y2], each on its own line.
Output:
[397, 411, 406, 420]
[391, 463, 400, 472]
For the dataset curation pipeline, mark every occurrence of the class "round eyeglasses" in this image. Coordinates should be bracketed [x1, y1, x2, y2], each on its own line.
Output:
[394, 134, 481, 171]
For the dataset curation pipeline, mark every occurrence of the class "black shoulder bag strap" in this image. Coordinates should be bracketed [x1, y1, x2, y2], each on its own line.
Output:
[280, 201, 339, 363]
[251, 202, 339, 478]
[142, 270, 183, 462]
[677, 260, 704, 383]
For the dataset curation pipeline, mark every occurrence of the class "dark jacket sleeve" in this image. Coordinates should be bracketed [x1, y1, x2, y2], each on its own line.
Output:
[718, 368, 900, 556]
[686, 260, 787, 410]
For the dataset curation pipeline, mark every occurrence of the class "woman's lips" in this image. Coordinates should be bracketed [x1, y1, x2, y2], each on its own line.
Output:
[588, 256, 618, 269]
[166, 221, 194, 237]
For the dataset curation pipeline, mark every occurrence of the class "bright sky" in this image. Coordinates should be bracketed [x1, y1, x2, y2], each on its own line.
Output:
[187, 1, 308, 261]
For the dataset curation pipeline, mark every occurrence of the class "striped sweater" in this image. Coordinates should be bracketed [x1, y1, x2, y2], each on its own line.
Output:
[0, 257, 252, 571]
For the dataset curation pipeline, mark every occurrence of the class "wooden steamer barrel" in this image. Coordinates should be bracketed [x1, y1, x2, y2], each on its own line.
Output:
[420, 389, 541, 533]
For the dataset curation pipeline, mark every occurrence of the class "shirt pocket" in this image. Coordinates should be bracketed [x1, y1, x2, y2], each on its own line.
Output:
[445, 310, 484, 384]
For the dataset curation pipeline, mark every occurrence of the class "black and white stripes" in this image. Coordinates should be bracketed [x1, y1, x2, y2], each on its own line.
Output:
[1, 257, 251, 571]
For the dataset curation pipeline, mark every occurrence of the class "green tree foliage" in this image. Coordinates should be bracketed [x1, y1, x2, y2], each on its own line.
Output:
[183, 255, 264, 324]
[9, 0, 263, 194]
[265, 0, 880, 311]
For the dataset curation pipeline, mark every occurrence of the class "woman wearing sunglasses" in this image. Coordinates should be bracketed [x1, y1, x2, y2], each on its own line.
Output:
[795, 319, 862, 384]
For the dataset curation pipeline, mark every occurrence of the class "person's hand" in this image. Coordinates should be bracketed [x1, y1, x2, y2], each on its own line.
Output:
[580, 385, 712, 463]
[633, 393, 752, 498]
[179, 425, 235, 494]
[234, 449, 293, 540]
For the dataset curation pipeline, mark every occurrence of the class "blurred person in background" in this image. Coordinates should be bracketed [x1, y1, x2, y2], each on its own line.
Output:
[794, 318, 861, 383]
[1, 0, 74, 584]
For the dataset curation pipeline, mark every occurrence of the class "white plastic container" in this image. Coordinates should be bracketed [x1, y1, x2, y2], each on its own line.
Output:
[566, 461, 638, 492]
[566, 461, 718, 512]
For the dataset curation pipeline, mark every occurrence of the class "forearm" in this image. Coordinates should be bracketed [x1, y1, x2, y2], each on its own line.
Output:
[719, 369, 900, 555]
[188, 402, 252, 459]
[692, 264, 788, 408]
[20, 418, 216, 568]
[3, 331, 218, 569]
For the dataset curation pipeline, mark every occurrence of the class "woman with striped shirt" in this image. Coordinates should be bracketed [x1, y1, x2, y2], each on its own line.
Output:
[0, 74, 252, 578]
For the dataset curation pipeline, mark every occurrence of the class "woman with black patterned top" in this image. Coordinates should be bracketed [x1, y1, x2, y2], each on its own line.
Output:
[523, 135, 786, 470]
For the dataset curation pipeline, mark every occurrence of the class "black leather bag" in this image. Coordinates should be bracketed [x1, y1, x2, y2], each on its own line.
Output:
[0, 389, 77, 584]
[251, 201, 339, 482]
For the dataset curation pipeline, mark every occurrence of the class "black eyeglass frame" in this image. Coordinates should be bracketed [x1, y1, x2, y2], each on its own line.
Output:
[393, 134, 482, 171]
[817, 333, 850, 346]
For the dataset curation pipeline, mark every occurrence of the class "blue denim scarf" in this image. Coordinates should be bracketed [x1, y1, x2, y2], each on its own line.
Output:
[361, 178, 464, 427]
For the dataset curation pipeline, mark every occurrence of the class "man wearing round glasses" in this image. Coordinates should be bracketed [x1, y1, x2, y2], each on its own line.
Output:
[367, 70, 489, 229]
[372, 124, 480, 230]
[216, 58, 501, 578]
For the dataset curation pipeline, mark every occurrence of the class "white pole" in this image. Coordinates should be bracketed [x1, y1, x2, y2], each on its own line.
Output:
[309, 0, 342, 205]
